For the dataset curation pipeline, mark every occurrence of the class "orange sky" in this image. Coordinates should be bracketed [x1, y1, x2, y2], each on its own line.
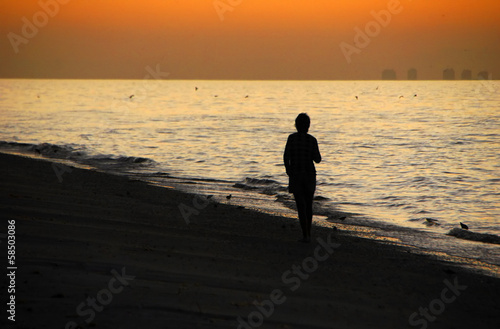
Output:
[1, 0, 499, 79]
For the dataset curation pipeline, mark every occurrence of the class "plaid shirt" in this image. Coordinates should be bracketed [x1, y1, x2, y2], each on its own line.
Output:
[283, 132, 321, 175]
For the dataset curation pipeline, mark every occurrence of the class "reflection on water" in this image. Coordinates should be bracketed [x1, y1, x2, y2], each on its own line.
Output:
[1, 79, 499, 237]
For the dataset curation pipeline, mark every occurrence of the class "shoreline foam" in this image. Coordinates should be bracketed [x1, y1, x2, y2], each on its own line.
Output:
[2, 143, 500, 269]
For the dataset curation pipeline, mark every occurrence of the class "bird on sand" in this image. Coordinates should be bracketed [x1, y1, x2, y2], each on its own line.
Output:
[460, 222, 469, 230]
[355, 96, 358, 100]
[425, 218, 440, 226]
[226, 194, 232, 200]
[129, 95, 135, 99]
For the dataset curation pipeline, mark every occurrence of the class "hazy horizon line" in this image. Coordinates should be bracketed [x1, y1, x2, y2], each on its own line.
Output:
[1, 78, 497, 81]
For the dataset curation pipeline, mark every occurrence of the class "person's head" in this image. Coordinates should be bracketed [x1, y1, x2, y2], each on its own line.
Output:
[295, 113, 310, 133]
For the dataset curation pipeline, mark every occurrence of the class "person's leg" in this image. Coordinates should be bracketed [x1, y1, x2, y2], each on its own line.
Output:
[304, 173, 316, 240]
[293, 191, 306, 238]
[304, 190, 314, 240]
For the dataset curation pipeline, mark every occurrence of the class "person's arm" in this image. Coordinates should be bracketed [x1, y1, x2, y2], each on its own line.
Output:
[283, 136, 292, 175]
[312, 137, 321, 164]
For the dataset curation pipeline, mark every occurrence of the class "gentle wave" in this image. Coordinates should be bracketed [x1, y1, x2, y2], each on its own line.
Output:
[232, 176, 349, 219]
[0, 141, 156, 171]
[447, 228, 500, 245]
[233, 177, 288, 195]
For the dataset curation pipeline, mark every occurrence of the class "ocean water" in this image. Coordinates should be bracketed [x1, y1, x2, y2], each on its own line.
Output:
[1, 79, 499, 270]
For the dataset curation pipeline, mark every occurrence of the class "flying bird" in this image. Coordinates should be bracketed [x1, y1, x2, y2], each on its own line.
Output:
[226, 194, 232, 200]
[460, 222, 469, 230]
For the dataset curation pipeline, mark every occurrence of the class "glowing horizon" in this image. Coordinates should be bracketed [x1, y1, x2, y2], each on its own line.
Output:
[1, 0, 499, 80]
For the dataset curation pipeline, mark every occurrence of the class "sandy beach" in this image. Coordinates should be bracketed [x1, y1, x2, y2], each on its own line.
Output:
[1, 151, 499, 329]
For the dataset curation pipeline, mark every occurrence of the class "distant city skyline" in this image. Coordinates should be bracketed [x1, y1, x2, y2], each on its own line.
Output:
[381, 68, 493, 80]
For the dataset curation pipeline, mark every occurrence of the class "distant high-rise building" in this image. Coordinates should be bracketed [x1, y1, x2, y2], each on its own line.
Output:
[461, 70, 472, 80]
[407, 68, 417, 80]
[477, 71, 490, 80]
[443, 68, 455, 80]
[382, 69, 397, 80]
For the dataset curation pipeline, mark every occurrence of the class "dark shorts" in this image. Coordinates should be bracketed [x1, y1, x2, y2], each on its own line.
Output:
[288, 173, 316, 195]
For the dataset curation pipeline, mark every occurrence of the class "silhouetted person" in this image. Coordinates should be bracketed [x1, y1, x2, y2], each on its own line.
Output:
[284, 113, 322, 243]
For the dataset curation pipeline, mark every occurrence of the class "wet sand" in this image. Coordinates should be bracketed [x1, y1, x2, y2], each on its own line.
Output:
[1, 152, 499, 329]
